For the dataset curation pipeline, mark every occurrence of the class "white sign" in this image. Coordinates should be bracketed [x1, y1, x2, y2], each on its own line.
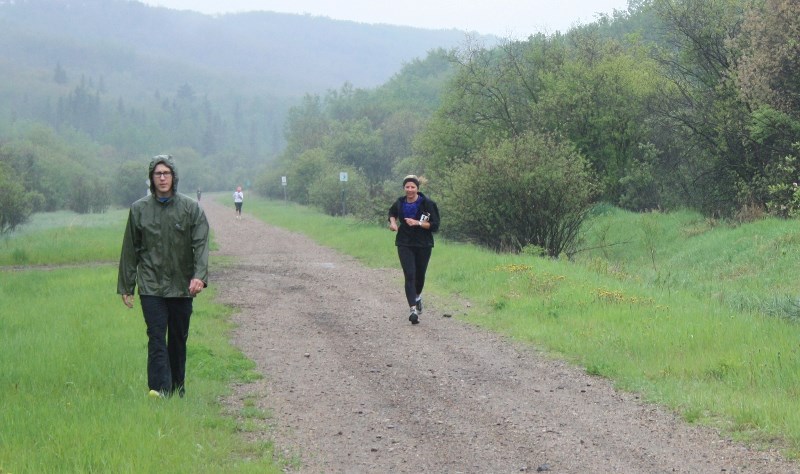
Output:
[339, 172, 348, 182]
[281, 176, 287, 186]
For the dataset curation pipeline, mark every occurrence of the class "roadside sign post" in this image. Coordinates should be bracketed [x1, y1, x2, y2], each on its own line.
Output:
[339, 172, 348, 215]
[281, 176, 287, 202]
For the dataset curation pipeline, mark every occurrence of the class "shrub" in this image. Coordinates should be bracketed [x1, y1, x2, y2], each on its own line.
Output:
[69, 175, 110, 214]
[0, 162, 36, 234]
[307, 168, 369, 217]
[442, 131, 597, 256]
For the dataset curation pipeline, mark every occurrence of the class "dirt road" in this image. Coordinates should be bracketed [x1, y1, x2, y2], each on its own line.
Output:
[203, 198, 797, 473]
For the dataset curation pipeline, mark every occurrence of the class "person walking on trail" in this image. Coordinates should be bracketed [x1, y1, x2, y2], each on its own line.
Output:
[196, 188, 201, 201]
[233, 186, 244, 219]
[117, 155, 210, 399]
[388, 175, 440, 325]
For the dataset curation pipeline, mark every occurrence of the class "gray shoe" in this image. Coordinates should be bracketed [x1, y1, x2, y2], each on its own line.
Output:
[409, 308, 419, 324]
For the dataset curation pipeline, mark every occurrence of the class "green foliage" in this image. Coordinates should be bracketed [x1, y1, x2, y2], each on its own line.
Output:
[307, 168, 370, 217]
[735, 0, 800, 118]
[282, 148, 333, 204]
[7, 0, 800, 231]
[378, 48, 455, 112]
[327, 118, 388, 187]
[281, 95, 330, 159]
[268, 49, 456, 214]
[765, 151, 800, 218]
[68, 175, 110, 214]
[646, 0, 767, 215]
[1, 0, 471, 215]
[418, 40, 545, 174]
[442, 131, 596, 256]
[114, 160, 150, 206]
[617, 143, 661, 211]
[419, 30, 663, 208]
[542, 29, 663, 202]
[0, 162, 36, 234]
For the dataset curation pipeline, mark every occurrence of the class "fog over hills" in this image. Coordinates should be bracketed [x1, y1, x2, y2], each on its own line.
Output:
[0, 0, 484, 99]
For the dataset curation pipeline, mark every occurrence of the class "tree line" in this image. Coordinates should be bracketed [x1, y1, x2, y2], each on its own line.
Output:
[2, 0, 466, 234]
[0, 71, 285, 234]
[258, 0, 800, 256]
[3, 0, 799, 254]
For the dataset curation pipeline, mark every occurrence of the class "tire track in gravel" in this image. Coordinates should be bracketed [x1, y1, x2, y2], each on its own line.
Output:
[202, 198, 798, 473]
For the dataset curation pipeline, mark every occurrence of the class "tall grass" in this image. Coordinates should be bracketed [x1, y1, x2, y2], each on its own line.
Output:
[240, 195, 800, 457]
[576, 206, 800, 319]
[0, 210, 128, 266]
[0, 210, 281, 473]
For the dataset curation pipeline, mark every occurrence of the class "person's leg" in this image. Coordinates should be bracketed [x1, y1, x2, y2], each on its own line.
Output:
[413, 246, 432, 311]
[140, 295, 172, 394]
[166, 298, 193, 397]
[397, 246, 418, 308]
[413, 247, 432, 296]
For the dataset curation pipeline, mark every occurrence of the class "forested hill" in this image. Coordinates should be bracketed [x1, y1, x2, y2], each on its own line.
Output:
[0, 0, 477, 97]
[0, 0, 480, 212]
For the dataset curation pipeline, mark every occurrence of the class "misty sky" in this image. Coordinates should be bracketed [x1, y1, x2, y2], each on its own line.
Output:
[140, 0, 631, 37]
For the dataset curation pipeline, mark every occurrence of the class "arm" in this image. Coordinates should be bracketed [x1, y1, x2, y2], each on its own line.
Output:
[190, 205, 210, 295]
[425, 200, 440, 233]
[117, 209, 139, 308]
[388, 200, 399, 232]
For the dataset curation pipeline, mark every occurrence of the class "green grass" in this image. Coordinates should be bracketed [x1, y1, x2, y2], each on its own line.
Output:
[0, 209, 128, 266]
[242, 197, 399, 268]
[7, 197, 800, 468]
[0, 212, 281, 473]
[576, 206, 800, 318]
[238, 195, 800, 458]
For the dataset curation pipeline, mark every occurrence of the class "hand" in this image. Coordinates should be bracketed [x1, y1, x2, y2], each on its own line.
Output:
[404, 217, 420, 227]
[189, 278, 205, 296]
[122, 294, 134, 308]
[389, 221, 398, 232]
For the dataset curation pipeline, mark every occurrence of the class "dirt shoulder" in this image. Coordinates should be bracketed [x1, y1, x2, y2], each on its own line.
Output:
[204, 198, 797, 473]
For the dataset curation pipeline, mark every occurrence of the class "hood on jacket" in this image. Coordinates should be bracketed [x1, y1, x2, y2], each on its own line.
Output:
[148, 154, 178, 195]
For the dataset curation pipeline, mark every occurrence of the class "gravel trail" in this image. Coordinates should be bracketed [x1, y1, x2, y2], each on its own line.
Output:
[203, 198, 797, 473]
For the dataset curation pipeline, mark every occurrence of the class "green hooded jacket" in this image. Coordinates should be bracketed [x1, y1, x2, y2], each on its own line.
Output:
[117, 156, 209, 297]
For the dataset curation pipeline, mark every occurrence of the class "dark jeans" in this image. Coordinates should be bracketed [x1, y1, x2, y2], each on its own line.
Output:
[140, 295, 193, 396]
[397, 245, 432, 307]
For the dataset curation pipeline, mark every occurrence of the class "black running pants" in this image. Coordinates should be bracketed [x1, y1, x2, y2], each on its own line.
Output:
[397, 245, 432, 307]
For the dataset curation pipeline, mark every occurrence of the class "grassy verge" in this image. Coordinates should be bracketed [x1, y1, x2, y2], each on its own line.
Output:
[6, 197, 800, 467]
[0, 210, 128, 266]
[240, 195, 800, 458]
[0, 209, 282, 473]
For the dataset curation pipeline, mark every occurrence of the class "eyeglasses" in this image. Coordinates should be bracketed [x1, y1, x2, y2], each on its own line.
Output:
[153, 171, 173, 178]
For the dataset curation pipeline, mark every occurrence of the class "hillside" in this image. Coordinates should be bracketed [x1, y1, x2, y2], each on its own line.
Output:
[0, 0, 479, 99]
[0, 0, 482, 197]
